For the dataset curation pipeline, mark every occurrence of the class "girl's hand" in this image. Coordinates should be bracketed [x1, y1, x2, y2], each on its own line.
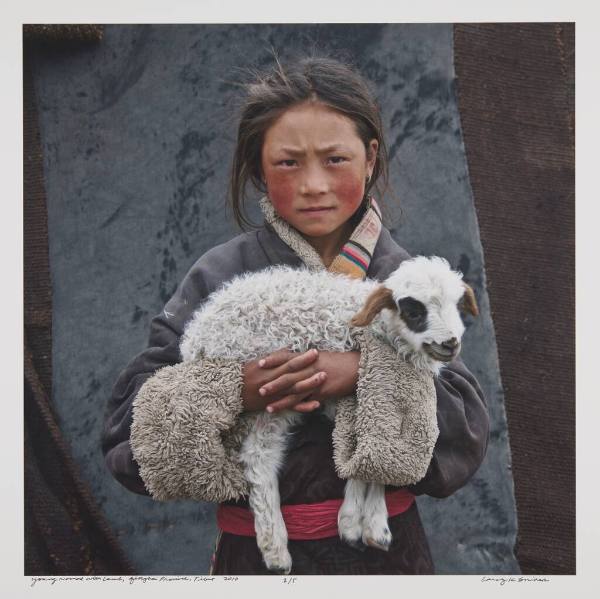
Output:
[241, 349, 327, 413]
[264, 351, 360, 414]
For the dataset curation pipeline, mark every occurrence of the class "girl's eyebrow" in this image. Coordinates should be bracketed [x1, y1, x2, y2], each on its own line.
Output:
[276, 144, 351, 156]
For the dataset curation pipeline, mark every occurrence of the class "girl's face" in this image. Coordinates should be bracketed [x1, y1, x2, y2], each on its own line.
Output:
[261, 102, 378, 247]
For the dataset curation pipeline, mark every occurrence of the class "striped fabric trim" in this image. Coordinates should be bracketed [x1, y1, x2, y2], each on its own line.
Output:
[329, 197, 383, 280]
[208, 529, 223, 575]
[341, 243, 370, 269]
[258, 195, 383, 281]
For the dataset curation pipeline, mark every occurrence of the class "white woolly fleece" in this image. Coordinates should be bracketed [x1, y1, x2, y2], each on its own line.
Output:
[180, 266, 381, 362]
[181, 257, 468, 376]
[385, 255, 465, 304]
[132, 255, 469, 506]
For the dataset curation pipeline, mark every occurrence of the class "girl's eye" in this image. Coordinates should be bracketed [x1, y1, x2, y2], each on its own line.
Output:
[328, 156, 347, 165]
[278, 159, 297, 167]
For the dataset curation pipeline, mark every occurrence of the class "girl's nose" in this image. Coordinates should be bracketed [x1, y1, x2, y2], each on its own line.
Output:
[299, 165, 328, 195]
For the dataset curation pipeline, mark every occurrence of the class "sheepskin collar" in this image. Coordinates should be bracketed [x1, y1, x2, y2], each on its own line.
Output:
[259, 196, 382, 279]
[259, 196, 324, 272]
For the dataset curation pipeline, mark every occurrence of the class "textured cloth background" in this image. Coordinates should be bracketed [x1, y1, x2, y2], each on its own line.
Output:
[24, 29, 134, 576]
[453, 23, 575, 574]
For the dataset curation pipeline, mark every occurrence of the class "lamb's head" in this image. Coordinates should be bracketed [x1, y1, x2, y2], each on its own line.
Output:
[351, 256, 479, 374]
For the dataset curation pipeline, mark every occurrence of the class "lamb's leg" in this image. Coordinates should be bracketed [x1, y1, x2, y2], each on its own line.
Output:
[240, 412, 299, 574]
[361, 482, 392, 551]
[338, 479, 368, 549]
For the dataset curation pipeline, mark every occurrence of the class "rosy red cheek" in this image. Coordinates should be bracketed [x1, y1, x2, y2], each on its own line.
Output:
[265, 171, 295, 212]
[333, 174, 364, 206]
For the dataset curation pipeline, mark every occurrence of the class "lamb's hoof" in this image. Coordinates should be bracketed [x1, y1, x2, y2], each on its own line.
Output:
[338, 515, 364, 550]
[363, 536, 390, 551]
[263, 550, 292, 575]
[343, 537, 366, 552]
[362, 526, 392, 552]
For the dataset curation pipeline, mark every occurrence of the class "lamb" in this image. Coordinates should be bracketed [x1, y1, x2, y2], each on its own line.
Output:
[180, 255, 478, 574]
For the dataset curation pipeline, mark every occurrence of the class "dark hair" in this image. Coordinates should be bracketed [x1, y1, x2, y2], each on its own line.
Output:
[229, 55, 390, 229]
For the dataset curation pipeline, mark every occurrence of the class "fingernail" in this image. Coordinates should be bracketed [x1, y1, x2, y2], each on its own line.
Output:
[259, 388, 266, 396]
[258, 359, 265, 367]
[266, 406, 274, 413]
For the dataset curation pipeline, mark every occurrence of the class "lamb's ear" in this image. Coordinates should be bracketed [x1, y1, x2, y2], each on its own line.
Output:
[460, 284, 479, 317]
[351, 286, 396, 327]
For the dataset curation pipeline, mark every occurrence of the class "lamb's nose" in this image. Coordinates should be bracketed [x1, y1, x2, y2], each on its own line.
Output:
[442, 337, 458, 350]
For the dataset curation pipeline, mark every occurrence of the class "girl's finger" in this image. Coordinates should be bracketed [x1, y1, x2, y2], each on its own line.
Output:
[291, 400, 321, 413]
[277, 348, 319, 373]
[266, 392, 314, 414]
[257, 348, 294, 369]
[260, 348, 318, 370]
[286, 371, 327, 395]
[259, 366, 323, 397]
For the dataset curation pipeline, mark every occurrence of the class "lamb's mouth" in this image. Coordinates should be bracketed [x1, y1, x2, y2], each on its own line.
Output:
[423, 342, 460, 362]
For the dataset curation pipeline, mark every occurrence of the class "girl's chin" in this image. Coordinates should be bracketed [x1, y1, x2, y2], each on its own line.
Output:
[297, 224, 339, 238]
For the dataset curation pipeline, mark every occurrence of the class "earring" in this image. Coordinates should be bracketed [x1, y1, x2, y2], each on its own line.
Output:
[366, 174, 371, 184]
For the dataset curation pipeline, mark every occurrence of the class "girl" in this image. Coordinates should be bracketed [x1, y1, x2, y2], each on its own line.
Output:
[102, 55, 489, 575]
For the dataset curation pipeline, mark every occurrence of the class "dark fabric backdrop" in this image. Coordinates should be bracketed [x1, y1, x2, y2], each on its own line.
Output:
[453, 23, 575, 574]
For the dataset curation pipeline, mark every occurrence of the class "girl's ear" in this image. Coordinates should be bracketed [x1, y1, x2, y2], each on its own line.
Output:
[460, 284, 479, 317]
[366, 139, 379, 171]
[351, 286, 396, 327]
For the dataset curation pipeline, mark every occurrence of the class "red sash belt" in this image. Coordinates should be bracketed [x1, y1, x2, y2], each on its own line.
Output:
[216, 489, 415, 541]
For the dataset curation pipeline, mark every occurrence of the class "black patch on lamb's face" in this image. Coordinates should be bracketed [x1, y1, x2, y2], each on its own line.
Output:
[397, 297, 428, 333]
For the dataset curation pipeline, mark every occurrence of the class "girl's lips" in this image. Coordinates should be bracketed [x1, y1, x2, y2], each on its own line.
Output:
[299, 207, 334, 212]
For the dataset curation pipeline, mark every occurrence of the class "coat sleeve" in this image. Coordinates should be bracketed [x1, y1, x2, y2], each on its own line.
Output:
[101, 314, 179, 496]
[406, 357, 490, 498]
[101, 241, 250, 497]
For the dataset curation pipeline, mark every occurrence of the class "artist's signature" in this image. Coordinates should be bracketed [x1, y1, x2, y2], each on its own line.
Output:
[481, 576, 550, 585]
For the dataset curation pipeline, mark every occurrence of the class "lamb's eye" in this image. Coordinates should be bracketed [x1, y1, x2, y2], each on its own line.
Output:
[397, 297, 425, 318]
[397, 297, 427, 333]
